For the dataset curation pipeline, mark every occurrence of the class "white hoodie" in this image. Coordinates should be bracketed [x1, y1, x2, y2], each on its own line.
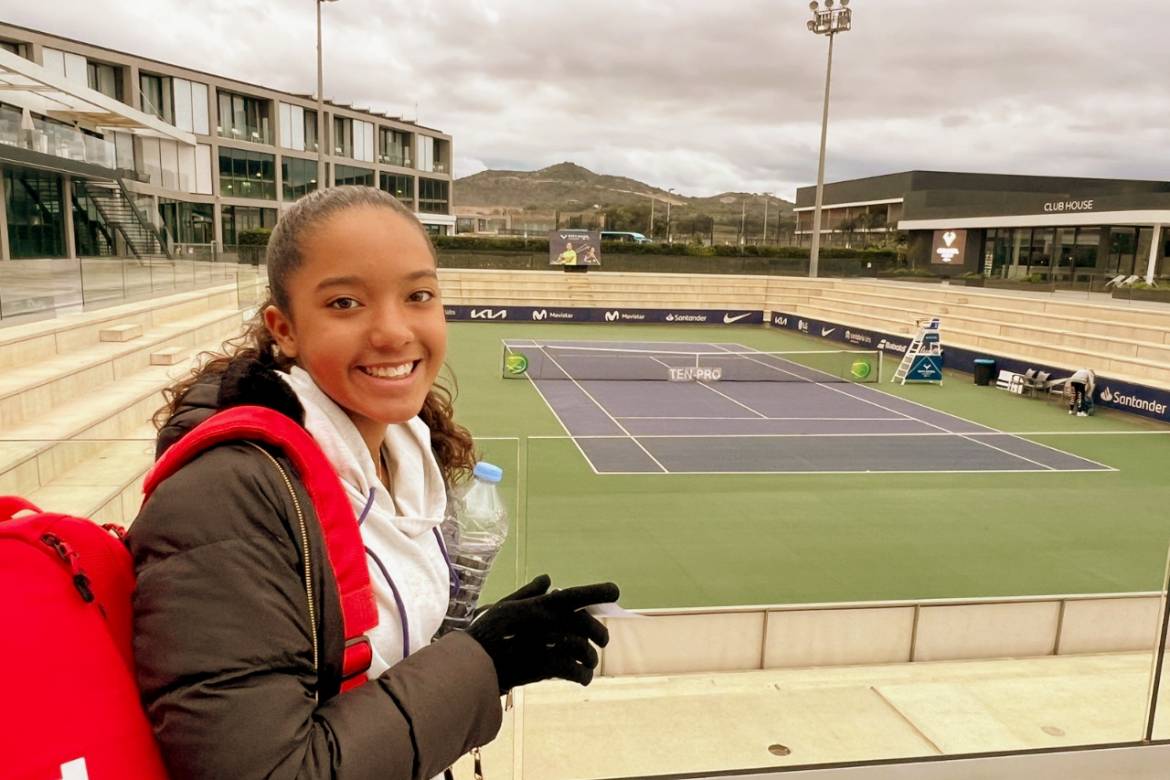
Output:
[281, 367, 451, 678]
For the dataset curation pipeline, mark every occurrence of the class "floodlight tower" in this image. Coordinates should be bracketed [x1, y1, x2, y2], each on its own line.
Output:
[316, 0, 341, 192]
[806, 0, 852, 278]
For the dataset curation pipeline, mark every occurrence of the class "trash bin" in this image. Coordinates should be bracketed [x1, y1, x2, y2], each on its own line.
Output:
[974, 358, 996, 386]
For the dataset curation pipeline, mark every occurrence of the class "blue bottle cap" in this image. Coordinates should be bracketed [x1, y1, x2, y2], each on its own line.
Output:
[473, 461, 503, 483]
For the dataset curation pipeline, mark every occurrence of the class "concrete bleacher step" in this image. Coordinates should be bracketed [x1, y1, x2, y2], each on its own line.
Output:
[0, 306, 243, 431]
[0, 283, 252, 521]
[150, 346, 186, 365]
[0, 283, 243, 373]
[99, 323, 143, 342]
[819, 282, 1170, 345]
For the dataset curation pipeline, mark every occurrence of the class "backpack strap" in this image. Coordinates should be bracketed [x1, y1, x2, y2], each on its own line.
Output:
[144, 405, 377, 692]
[0, 496, 41, 522]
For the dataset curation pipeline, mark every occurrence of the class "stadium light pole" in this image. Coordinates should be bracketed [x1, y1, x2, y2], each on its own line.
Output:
[806, 0, 852, 277]
[316, 0, 341, 194]
[762, 193, 772, 245]
[666, 187, 675, 244]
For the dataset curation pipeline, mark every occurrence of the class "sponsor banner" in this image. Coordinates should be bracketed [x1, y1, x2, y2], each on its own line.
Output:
[770, 311, 912, 355]
[906, 355, 943, 382]
[931, 229, 968, 265]
[446, 306, 765, 326]
[549, 230, 601, 267]
[944, 344, 1170, 423]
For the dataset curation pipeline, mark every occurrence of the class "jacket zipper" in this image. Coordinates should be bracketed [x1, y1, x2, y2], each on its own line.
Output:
[245, 443, 319, 685]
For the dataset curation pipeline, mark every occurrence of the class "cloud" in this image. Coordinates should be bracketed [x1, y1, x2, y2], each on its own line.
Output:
[11, 0, 1170, 199]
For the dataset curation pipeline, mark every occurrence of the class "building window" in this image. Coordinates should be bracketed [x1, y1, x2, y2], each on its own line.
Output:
[87, 61, 123, 102]
[335, 164, 374, 187]
[304, 110, 318, 153]
[139, 73, 174, 124]
[333, 117, 353, 158]
[0, 40, 28, 59]
[217, 90, 272, 144]
[218, 147, 276, 200]
[4, 167, 66, 258]
[158, 199, 214, 244]
[221, 205, 277, 245]
[418, 177, 449, 214]
[379, 128, 413, 167]
[282, 156, 319, 201]
[278, 103, 318, 153]
[379, 173, 414, 204]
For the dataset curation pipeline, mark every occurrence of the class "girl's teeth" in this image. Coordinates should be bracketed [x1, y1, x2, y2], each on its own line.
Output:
[363, 362, 413, 378]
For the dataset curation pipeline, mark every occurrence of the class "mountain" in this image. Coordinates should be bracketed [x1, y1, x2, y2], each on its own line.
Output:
[454, 162, 794, 222]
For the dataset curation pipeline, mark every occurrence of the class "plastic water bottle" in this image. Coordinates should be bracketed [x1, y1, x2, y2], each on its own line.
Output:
[439, 461, 508, 635]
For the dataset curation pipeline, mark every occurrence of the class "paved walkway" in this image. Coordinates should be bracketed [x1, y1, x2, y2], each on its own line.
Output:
[458, 651, 1167, 779]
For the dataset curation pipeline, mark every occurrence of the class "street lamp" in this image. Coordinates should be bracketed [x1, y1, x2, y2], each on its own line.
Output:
[806, 0, 852, 277]
[666, 187, 676, 244]
[316, 0, 341, 194]
[762, 192, 773, 245]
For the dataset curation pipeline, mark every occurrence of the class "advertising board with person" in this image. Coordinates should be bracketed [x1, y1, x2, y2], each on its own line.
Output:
[549, 230, 602, 266]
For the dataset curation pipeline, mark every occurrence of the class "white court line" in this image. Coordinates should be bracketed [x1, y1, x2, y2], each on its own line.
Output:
[504, 338, 602, 475]
[538, 348, 670, 473]
[720, 342, 1062, 472]
[614, 416, 906, 421]
[743, 340, 1123, 472]
[583, 468, 1115, 476]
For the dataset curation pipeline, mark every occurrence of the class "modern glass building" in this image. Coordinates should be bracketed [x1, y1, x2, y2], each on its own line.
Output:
[795, 171, 1170, 283]
[0, 21, 456, 264]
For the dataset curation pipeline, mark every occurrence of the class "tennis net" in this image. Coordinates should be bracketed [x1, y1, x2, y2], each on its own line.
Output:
[501, 344, 882, 383]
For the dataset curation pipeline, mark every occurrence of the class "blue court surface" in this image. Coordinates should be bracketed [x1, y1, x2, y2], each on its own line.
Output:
[502, 339, 1116, 475]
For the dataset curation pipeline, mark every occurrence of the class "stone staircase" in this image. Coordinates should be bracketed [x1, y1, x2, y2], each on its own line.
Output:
[0, 278, 263, 525]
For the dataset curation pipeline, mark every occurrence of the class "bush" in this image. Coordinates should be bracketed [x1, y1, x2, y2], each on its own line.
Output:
[238, 228, 272, 247]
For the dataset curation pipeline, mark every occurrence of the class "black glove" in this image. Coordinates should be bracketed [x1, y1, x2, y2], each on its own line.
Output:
[466, 574, 620, 694]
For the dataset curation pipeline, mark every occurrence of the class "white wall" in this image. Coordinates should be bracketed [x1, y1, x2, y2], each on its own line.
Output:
[43, 48, 87, 86]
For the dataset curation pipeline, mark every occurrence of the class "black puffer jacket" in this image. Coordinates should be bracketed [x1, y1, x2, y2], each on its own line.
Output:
[129, 360, 501, 779]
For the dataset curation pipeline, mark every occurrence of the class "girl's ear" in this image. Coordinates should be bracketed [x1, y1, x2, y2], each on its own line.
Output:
[263, 305, 298, 359]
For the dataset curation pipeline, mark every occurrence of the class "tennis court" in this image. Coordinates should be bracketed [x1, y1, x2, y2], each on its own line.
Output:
[502, 339, 1114, 475]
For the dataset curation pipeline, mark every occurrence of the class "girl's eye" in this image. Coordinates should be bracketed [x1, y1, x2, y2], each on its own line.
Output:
[410, 290, 435, 303]
[328, 297, 360, 310]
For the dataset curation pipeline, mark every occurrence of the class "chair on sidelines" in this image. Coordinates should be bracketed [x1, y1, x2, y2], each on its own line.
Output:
[1023, 370, 1051, 398]
[1103, 274, 1126, 288]
[996, 369, 1024, 394]
[1117, 274, 1140, 288]
[1019, 368, 1038, 396]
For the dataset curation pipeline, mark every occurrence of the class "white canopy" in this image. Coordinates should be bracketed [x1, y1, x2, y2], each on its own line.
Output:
[0, 48, 195, 145]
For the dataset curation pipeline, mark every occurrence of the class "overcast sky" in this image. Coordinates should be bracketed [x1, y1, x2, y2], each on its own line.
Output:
[9, 0, 1170, 200]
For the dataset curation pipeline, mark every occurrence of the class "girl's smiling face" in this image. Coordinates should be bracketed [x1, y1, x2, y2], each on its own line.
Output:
[264, 205, 446, 446]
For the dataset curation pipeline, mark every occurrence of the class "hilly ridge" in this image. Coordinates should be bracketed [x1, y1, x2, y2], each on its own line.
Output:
[455, 162, 795, 221]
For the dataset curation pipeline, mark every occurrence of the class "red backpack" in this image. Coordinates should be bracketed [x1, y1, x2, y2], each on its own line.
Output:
[0, 406, 377, 779]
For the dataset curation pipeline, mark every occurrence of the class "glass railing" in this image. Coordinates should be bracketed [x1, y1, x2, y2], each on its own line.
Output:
[456, 430, 1170, 778]
[3, 414, 1168, 779]
[0, 115, 116, 169]
[0, 252, 262, 322]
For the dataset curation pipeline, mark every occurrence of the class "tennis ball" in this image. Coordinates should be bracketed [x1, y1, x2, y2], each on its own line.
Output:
[850, 359, 873, 380]
[504, 354, 529, 375]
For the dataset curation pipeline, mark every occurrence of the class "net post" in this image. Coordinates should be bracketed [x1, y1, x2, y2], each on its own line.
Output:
[878, 349, 884, 383]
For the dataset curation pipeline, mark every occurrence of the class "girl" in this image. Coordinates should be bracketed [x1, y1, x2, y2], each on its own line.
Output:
[130, 186, 618, 779]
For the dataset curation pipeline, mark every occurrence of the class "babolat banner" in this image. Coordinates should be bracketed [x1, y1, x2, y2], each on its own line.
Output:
[769, 311, 913, 355]
[943, 343, 1170, 423]
[444, 306, 765, 325]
